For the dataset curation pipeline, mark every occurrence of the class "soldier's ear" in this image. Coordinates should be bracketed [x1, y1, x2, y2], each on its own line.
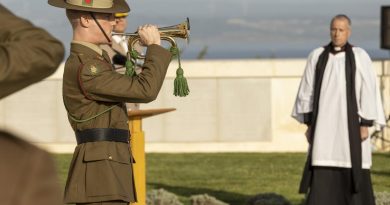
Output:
[79, 14, 91, 28]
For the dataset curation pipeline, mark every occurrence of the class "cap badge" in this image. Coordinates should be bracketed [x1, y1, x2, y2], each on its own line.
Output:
[82, 0, 93, 7]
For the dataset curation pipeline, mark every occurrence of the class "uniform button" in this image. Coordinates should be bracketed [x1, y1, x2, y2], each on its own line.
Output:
[108, 155, 113, 160]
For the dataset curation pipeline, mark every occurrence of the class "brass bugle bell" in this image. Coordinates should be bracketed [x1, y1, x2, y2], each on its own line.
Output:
[112, 17, 190, 59]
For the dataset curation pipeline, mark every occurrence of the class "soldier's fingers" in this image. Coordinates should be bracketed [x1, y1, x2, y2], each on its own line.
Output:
[139, 24, 150, 30]
[150, 25, 158, 30]
[140, 24, 150, 29]
[142, 24, 157, 30]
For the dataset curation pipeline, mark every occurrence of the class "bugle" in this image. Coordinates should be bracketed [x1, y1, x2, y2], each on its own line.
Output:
[112, 17, 190, 59]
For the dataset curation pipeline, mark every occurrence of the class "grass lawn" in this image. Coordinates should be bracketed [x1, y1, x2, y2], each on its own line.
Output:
[54, 153, 390, 205]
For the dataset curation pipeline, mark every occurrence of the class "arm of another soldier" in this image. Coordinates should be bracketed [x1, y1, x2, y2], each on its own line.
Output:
[0, 4, 65, 98]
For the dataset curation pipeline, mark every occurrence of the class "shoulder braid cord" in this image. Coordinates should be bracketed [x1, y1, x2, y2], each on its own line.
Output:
[125, 46, 190, 97]
[63, 99, 119, 123]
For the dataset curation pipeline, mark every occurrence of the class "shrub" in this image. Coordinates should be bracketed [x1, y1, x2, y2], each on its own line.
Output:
[376, 192, 390, 205]
[146, 188, 183, 205]
[190, 194, 229, 205]
[247, 193, 291, 205]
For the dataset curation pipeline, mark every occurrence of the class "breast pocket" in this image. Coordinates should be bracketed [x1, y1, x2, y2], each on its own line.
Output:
[83, 142, 133, 198]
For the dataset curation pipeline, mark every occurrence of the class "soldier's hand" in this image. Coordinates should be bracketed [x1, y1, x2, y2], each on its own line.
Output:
[137, 24, 161, 46]
[360, 126, 369, 141]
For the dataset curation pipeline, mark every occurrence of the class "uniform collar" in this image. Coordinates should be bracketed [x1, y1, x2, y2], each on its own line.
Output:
[71, 40, 103, 56]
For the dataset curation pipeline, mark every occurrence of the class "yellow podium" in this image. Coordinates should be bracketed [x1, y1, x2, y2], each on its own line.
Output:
[127, 108, 176, 205]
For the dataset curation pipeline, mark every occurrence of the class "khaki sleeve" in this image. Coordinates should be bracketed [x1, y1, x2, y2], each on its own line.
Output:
[0, 5, 65, 98]
[81, 44, 172, 103]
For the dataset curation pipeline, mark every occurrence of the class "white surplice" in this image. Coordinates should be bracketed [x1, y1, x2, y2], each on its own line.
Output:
[292, 46, 386, 169]
[112, 35, 128, 54]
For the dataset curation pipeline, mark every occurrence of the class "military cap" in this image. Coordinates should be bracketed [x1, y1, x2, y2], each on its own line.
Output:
[48, 0, 130, 13]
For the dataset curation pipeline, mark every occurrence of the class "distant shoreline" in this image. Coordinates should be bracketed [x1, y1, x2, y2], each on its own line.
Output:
[179, 48, 390, 60]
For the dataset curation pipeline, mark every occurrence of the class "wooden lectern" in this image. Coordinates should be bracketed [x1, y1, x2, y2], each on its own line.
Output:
[127, 108, 176, 205]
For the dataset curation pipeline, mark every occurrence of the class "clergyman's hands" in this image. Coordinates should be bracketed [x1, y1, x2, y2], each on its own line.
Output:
[360, 126, 369, 141]
[137, 24, 161, 46]
[305, 126, 312, 144]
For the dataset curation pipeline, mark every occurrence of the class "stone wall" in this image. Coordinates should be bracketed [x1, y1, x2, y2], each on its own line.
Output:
[1, 59, 389, 153]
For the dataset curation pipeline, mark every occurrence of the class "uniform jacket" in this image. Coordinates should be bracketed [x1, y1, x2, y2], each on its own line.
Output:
[63, 42, 171, 203]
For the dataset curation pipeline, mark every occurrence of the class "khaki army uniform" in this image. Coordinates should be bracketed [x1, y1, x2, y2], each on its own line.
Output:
[0, 3, 64, 205]
[62, 42, 171, 204]
[0, 4, 64, 98]
[0, 131, 63, 205]
[47, 0, 171, 203]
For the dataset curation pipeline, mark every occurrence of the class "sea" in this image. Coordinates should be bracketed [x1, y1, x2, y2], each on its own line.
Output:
[2, 0, 390, 59]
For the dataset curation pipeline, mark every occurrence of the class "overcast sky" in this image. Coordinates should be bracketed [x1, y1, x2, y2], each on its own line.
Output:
[2, 0, 390, 59]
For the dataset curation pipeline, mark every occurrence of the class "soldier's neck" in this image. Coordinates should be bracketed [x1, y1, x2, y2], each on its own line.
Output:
[73, 30, 100, 45]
